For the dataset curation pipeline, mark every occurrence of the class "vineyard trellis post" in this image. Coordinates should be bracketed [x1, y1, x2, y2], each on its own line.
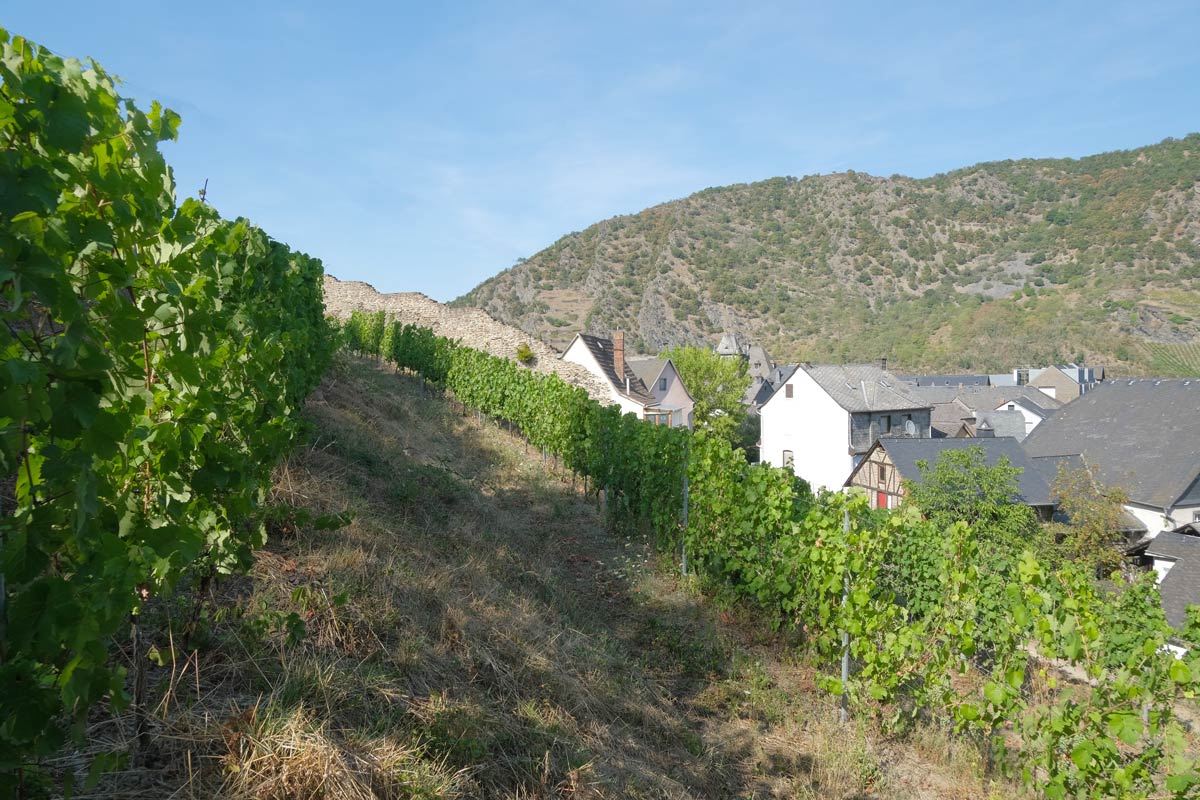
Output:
[840, 505, 850, 725]
[0, 491, 5, 664]
[681, 436, 689, 579]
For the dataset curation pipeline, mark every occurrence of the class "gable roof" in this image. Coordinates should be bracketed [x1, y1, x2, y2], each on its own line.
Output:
[1145, 530, 1200, 629]
[858, 436, 1055, 507]
[1005, 396, 1056, 420]
[627, 357, 667, 388]
[1146, 530, 1200, 561]
[800, 364, 929, 413]
[974, 410, 1028, 440]
[627, 357, 695, 404]
[569, 334, 656, 405]
[1021, 379, 1200, 509]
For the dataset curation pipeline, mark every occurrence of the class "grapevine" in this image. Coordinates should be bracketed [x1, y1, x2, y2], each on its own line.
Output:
[378, 320, 1200, 798]
[0, 29, 332, 786]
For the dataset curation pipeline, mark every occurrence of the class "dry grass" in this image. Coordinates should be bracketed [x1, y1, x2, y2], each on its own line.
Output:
[56, 355, 1012, 798]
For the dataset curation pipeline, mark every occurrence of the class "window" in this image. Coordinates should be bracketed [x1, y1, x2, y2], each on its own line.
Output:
[782, 450, 794, 468]
[878, 464, 888, 486]
[1007, 403, 1015, 411]
[785, 384, 793, 398]
[1193, 510, 1200, 522]
[644, 409, 670, 426]
[659, 377, 667, 391]
[881, 415, 892, 433]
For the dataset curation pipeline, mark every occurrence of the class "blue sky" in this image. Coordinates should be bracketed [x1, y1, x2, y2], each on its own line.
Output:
[8, 1, 1200, 300]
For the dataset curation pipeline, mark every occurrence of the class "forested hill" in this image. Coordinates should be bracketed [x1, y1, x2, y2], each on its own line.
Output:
[454, 135, 1200, 376]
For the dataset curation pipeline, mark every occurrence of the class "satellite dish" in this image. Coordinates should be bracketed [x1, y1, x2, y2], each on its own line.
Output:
[904, 419, 917, 436]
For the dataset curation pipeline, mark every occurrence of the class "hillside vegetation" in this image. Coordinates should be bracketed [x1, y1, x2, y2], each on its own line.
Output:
[455, 136, 1200, 374]
[72, 357, 997, 799]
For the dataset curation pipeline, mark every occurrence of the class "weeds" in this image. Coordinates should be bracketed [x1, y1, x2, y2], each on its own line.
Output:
[64, 356, 1011, 798]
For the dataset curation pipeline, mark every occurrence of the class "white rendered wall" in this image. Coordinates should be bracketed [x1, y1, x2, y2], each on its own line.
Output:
[760, 369, 853, 492]
[1124, 503, 1182, 537]
[561, 338, 644, 417]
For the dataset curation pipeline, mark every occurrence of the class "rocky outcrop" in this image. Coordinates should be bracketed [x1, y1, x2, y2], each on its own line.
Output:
[323, 275, 612, 402]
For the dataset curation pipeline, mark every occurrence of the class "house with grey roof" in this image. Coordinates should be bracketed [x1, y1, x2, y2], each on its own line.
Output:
[627, 356, 695, 428]
[993, 364, 1104, 400]
[1132, 525, 1200, 631]
[1022, 379, 1200, 536]
[759, 362, 932, 491]
[844, 436, 1056, 519]
[910, 384, 1062, 440]
[561, 332, 694, 427]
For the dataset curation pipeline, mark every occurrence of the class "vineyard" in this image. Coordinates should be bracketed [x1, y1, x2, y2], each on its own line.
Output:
[1143, 342, 1200, 377]
[0, 28, 332, 793]
[344, 308, 1200, 799]
[5, 22, 1200, 799]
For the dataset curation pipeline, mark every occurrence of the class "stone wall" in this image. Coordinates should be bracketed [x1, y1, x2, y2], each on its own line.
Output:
[323, 275, 612, 403]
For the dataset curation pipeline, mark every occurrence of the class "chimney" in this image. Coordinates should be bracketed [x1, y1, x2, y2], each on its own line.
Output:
[613, 331, 625, 387]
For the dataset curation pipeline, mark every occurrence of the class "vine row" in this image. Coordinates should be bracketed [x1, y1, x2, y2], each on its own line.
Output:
[1, 29, 333, 785]
[357, 310, 1200, 799]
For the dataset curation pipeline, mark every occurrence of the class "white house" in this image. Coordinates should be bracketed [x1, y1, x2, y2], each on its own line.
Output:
[1022, 379, 1200, 536]
[561, 332, 694, 427]
[760, 363, 932, 492]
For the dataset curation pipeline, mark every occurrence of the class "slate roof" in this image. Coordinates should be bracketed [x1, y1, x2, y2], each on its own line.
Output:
[929, 398, 972, 438]
[866, 436, 1056, 507]
[800, 364, 929, 413]
[910, 385, 1062, 416]
[1146, 530, 1200, 560]
[1006, 396, 1057, 420]
[745, 345, 775, 380]
[1145, 530, 1200, 629]
[918, 385, 1060, 439]
[573, 334, 656, 404]
[975, 410, 1028, 440]
[715, 333, 744, 357]
[1022, 379, 1200, 509]
[900, 374, 991, 387]
[1161, 559, 1200, 631]
[1028, 454, 1086, 489]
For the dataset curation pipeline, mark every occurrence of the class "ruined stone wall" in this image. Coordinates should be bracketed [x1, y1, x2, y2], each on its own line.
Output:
[323, 275, 612, 403]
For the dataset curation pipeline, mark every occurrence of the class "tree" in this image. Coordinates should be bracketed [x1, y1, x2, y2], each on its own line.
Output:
[905, 446, 1040, 550]
[660, 346, 751, 443]
[1044, 463, 1129, 576]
